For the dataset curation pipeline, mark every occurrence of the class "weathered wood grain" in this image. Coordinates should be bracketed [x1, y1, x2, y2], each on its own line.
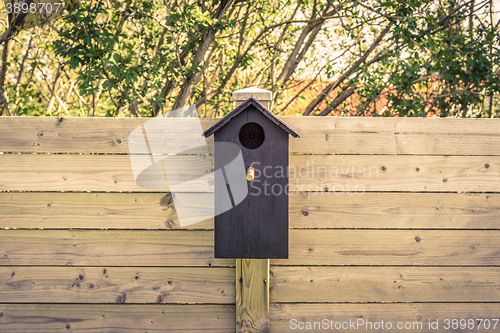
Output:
[2, 192, 500, 230]
[289, 155, 500, 192]
[0, 230, 234, 267]
[0, 117, 213, 153]
[0, 304, 235, 332]
[279, 229, 500, 266]
[0, 154, 212, 192]
[270, 303, 500, 332]
[270, 267, 500, 303]
[287, 116, 500, 155]
[0, 192, 212, 229]
[236, 259, 269, 333]
[1, 154, 499, 192]
[1, 303, 499, 332]
[3, 117, 500, 155]
[4, 116, 500, 332]
[290, 192, 500, 229]
[0, 266, 234, 303]
[1, 230, 499, 266]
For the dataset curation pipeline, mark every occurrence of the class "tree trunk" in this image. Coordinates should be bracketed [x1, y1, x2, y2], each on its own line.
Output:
[0, 38, 13, 116]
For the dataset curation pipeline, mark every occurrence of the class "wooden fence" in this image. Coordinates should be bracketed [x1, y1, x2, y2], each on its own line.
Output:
[0, 116, 500, 332]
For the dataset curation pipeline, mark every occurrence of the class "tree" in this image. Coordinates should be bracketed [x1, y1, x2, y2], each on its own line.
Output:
[0, 0, 498, 118]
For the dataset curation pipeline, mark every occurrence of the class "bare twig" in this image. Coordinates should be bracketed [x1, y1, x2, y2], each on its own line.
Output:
[318, 88, 355, 116]
[55, 94, 71, 117]
[304, 23, 392, 116]
[45, 65, 62, 114]
[0, 38, 13, 116]
[14, 36, 32, 104]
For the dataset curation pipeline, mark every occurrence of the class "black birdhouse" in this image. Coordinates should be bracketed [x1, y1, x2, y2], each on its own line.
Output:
[203, 96, 299, 259]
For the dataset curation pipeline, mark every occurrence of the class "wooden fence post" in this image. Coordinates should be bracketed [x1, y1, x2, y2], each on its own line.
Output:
[236, 259, 269, 333]
[233, 88, 272, 333]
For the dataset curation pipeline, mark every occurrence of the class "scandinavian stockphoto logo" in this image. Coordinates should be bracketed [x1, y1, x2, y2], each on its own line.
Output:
[127, 105, 248, 227]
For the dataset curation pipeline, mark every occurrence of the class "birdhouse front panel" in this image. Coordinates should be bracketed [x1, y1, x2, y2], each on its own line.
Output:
[213, 105, 290, 259]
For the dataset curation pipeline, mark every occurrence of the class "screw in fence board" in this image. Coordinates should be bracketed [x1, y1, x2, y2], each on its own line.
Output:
[236, 259, 269, 333]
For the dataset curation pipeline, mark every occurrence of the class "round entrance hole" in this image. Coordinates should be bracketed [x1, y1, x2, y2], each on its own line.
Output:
[239, 122, 265, 149]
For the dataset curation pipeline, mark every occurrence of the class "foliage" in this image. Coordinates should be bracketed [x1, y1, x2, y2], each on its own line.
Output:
[0, 0, 498, 117]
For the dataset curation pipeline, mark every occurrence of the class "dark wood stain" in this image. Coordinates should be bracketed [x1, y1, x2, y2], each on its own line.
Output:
[212, 105, 290, 259]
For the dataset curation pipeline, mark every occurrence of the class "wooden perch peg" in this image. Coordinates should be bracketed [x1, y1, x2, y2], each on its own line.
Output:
[246, 167, 255, 181]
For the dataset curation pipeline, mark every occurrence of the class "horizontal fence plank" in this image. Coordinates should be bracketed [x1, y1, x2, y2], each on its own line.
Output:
[0, 192, 203, 230]
[1, 192, 499, 230]
[291, 192, 500, 229]
[1, 230, 499, 266]
[0, 267, 234, 304]
[1, 303, 499, 332]
[289, 155, 499, 192]
[289, 117, 500, 155]
[1, 154, 499, 192]
[0, 304, 235, 332]
[2, 117, 500, 155]
[270, 267, 500, 303]
[0, 230, 234, 267]
[0, 117, 214, 154]
[0, 154, 212, 192]
[270, 303, 500, 332]
[277, 230, 500, 266]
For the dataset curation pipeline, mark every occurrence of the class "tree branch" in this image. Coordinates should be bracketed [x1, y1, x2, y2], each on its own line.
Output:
[304, 23, 392, 116]
[318, 88, 355, 116]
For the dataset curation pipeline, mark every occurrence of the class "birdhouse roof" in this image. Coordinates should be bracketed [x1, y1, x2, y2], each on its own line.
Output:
[203, 98, 300, 138]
